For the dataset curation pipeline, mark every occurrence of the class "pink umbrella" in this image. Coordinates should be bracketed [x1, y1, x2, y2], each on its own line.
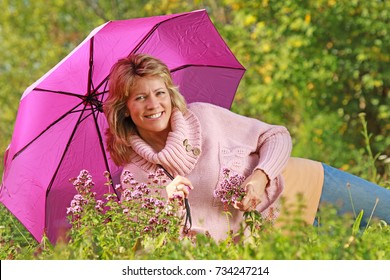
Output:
[0, 9, 245, 244]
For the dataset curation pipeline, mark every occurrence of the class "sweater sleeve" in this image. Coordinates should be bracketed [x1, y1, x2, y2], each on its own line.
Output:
[253, 124, 292, 213]
[189, 102, 292, 179]
[254, 125, 292, 180]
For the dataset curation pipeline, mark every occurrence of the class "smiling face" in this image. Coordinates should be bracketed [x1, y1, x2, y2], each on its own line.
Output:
[126, 75, 172, 143]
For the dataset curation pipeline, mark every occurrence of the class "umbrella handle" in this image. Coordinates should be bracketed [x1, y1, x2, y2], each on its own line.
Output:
[157, 164, 192, 233]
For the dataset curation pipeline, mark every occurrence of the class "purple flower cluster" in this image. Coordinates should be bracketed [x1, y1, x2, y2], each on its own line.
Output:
[66, 194, 88, 219]
[67, 169, 180, 236]
[147, 168, 168, 186]
[70, 169, 96, 196]
[67, 170, 98, 222]
[214, 168, 247, 210]
[119, 169, 173, 233]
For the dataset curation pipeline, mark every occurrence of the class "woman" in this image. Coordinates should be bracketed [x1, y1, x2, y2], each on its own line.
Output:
[104, 53, 390, 240]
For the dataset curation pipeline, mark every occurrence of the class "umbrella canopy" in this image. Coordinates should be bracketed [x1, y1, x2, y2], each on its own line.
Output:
[0, 9, 245, 243]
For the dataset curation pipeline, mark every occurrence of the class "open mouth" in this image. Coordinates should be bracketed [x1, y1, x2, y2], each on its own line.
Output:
[145, 112, 163, 119]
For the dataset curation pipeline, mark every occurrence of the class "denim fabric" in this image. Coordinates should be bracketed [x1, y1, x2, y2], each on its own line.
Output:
[316, 163, 390, 226]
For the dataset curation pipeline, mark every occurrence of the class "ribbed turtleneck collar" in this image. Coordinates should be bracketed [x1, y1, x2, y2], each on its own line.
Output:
[128, 108, 202, 176]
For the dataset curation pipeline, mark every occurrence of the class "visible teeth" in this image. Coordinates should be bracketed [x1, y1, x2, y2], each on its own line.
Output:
[146, 112, 162, 119]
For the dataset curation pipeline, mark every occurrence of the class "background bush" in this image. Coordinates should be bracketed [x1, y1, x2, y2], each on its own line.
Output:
[0, 0, 389, 259]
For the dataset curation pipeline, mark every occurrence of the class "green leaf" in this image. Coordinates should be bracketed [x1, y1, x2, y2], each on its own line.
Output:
[352, 210, 364, 235]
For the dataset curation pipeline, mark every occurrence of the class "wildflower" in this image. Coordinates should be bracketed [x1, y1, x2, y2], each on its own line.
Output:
[214, 168, 246, 210]
[170, 193, 184, 206]
[72, 205, 83, 213]
[95, 200, 104, 212]
[156, 168, 165, 177]
[122, 189, 132, 200]
[129, 179, 138, 186]
[70, 169, 95, 195]
[143, 226, 153, 233]
[148, 217, 159, 225]
[154, 199, 165, 209]
[147, 168, 169, 186]
[103, 171, 110, 178]
[106, 194, 117, 201]
[67, 168, 182, 242]
[122, 170, 137, 185]
[131, 190, 143, 199]
[222, 168, 230, 177]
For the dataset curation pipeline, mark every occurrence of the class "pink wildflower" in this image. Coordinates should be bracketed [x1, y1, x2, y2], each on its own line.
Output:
[214, 168, 247, 210]
[103, 171, 110, 178]
[148, 217, 159, 225]
[95, 200, 104, 212]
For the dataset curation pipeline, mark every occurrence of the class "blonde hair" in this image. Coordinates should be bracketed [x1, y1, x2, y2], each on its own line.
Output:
[104, 53, 187, 166]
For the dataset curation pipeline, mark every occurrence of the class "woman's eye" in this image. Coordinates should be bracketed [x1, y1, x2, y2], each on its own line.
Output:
[135, 96, 145, 101]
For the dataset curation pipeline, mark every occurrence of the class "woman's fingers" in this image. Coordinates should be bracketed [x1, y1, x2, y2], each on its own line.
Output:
[166, 175, 193, 199]
[175, 184, 190, 196]
[234, 184, 262, 212]
[171, 176, 194, 190]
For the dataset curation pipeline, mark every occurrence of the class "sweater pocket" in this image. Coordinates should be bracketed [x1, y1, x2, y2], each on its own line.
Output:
[212, 144, 256, 207]
[219, 145, 256, 176]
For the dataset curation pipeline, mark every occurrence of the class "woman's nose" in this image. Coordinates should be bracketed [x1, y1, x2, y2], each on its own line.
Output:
[146, 94, 159, 109]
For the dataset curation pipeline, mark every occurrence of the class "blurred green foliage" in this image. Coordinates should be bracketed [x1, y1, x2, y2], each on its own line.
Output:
[0, 0, 389, 259]
[224, 0, 389, 175]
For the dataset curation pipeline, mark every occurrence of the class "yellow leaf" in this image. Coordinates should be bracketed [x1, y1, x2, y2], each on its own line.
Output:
[305, 14, 311, 24]
[262, 43, 271, 53]
[328, 0, 336, 7]
[244, 15, 257, 26]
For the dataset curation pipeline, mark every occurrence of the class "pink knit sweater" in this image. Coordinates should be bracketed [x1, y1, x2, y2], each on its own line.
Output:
[121, 102, 292, 240]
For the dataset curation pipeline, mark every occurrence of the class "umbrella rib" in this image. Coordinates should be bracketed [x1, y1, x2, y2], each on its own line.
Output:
[12, 101, 85, 160]
[72, 107, 94, 114]
[90, 106, 119, 197]
[35, 87, 85, 99]
[93, 13, 192, 94]
[131, 25, 159, 54]
[87, 37, 94, 96]
[92, 78, 109, 97]
[94, 89, 108, 96]
[132, 12, 191, 55]
[170, 64, 245, 73]
[46, 103, 90, 195]
[78, 110, 96, 123]
[86, 37, 109, 101]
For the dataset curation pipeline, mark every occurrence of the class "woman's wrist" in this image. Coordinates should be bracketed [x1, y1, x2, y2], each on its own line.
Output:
[253, 169, 269, 184]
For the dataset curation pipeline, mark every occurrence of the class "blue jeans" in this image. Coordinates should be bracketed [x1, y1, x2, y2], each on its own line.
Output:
[317, 163, 390, 226]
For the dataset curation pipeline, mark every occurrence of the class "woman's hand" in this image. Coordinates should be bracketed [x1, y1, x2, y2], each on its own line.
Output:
[166, 175, 194, 201]
[234, 169, 269, 212]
